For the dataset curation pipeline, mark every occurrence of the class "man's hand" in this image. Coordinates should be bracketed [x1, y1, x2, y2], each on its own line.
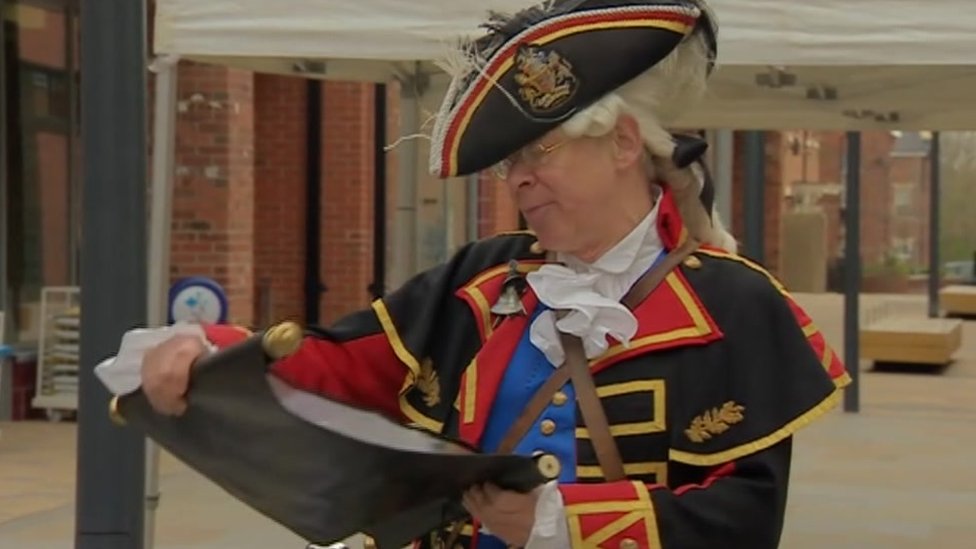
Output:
[142, 334, 207, 416]
[462, 483, 543, 547]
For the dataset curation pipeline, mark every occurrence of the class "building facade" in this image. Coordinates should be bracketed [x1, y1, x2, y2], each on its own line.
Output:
[2, 0, 957, 354]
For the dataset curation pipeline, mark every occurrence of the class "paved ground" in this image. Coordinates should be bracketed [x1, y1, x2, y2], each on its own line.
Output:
[1, 292, 974, 548]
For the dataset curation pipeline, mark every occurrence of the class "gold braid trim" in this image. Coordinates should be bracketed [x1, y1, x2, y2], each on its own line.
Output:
[372, 299, 444, 433]
[371, 299, 421, 384]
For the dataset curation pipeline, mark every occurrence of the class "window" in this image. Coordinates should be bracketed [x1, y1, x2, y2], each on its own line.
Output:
[3, 0, 80, 343]
[890, 237, 916, 263]
[892, 183, 916, 217]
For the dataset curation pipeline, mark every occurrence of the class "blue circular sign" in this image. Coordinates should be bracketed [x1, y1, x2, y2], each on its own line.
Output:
[168, 276, 228, 324]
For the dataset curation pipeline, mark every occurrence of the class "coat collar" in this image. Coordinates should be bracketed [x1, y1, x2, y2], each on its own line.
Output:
[452, 187, 722, 446]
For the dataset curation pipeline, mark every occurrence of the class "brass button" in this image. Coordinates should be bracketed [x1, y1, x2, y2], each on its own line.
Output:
[683, 255, 702, 269]
[552, 391, 568, 406]
[540, 419, 556, 435]
[619, 538, 639, 549]
[537, 454, 561, 479]
[108, 396, 126, 426]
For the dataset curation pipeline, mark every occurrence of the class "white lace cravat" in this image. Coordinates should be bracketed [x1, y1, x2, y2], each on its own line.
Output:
[526, 198, 664, 367]
[527, 266, 637, 365]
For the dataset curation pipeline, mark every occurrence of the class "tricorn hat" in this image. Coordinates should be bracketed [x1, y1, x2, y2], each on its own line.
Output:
[428, 0, 718, 178]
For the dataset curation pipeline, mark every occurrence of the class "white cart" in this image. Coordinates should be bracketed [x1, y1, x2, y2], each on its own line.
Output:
[32, 286, 81, 421]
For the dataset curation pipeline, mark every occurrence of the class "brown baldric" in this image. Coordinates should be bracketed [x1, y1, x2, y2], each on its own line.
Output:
[496, 237, 700, 472]
[442, 238, 700, 547]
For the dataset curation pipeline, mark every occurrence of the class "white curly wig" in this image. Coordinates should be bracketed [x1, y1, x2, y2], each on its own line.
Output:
[555, 10, 737, 253]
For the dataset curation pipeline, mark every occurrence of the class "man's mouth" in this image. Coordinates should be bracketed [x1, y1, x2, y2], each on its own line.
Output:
[523, 202, 553, 215]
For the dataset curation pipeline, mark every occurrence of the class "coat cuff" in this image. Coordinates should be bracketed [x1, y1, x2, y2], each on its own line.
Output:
[525, 481, 570, 549]
[201, 323, 253, 348]
[94, 323, 249, 396]
[559, 481, 662, 548]
[94, 323, 207, 395]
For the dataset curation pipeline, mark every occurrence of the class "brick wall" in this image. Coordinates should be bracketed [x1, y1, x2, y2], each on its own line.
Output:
[169, 63, 397, 328]
[817, 130, 900, 269]
[170, 62, 256, 326]
[730, 131, 784, 276]
[383, 82, 401, 297]
[177, 65, 907, 329]
[253, 74, 307, 326]
[725, 130, 938, 283]
[815, 131, 845, 262]
[477, 171, 521, 238]
[319, 82, 377, 324]
[889, 155, 930, 268]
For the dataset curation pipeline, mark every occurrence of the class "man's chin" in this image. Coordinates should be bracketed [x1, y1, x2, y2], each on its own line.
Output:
[527, 232, 564, 254]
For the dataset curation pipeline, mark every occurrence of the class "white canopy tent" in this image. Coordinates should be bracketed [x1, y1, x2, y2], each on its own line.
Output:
[148, 0, 976, 288]
[155, 0, 976, 130]
[141, 2, 976, 546]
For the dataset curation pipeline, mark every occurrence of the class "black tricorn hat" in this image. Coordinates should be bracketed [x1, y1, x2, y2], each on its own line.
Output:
[428, 0, 718, 178]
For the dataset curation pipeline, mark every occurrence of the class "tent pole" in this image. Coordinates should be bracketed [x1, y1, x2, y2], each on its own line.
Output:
[304, 80, 324, 323]
[144, 54, 180, 549]
[927, 131, 941, 318]
[371, 83, 388, 299]
[466, 174, 480, 242]
[843, 131, 861, 413]
[712, 129, 734, 230]
[743, 130, 766, 263]
[391, 67, 424, 286]
[76, 1, 148, 546]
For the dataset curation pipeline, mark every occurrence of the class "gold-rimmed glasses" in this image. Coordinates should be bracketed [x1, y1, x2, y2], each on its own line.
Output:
[491, 138, 569, 180]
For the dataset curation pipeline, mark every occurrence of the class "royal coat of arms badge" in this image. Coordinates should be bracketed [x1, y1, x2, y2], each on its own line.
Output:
[513, 44, 579, 113]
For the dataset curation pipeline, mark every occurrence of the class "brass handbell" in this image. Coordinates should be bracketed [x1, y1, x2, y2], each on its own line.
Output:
[490, 260, 526, 317]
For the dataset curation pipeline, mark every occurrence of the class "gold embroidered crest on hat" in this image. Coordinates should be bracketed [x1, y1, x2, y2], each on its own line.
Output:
[514, 44, 579, 113]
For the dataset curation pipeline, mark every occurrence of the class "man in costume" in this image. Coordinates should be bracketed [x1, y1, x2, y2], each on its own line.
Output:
[99, 0, 850, 547]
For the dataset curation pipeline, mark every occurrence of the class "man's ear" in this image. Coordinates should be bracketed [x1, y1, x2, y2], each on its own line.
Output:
[612, 114, 645, 169]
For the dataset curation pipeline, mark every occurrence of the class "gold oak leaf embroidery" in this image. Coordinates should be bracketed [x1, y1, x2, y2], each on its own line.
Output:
[416, 358, 441, 407]
[685, 401, 746, 443]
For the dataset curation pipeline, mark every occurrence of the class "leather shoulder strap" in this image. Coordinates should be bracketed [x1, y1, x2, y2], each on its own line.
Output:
[495, 367, 570, 455]
[564, 238, 700, 481]
[494, 240, 701, 467]
[560, 330, 627, 480]
[622, 238, 700, 310]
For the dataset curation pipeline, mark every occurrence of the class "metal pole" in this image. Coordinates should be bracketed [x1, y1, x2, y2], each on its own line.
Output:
[76, 0, 148, 547]
[0, 0, 7, 323]
[304, 80, 324, 324]
[143, 54, 180, 549]
[391, 72, 420, 286]
[0, 0, 7, 427]
[66, 0, 81, 284]
[927, 132, 941, 318]
[370, 83, 387, 299]
[713, 129, 734, 229]
[743, 131, 765, 263]
[843, 132, 861, 413]
[466, 174, 480, 242]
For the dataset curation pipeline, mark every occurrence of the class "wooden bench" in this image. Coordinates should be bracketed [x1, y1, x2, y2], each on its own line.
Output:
[940, 285, 976, 317]
[861, 315, 962, 367]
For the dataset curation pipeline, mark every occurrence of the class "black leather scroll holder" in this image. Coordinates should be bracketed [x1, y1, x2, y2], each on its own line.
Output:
[111, 331, 545, 548]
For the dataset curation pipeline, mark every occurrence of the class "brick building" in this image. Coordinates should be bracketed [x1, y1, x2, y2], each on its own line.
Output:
[2, 0, 944, 348]
[780, 130, 934, 291]
[168, 67, 821, 329]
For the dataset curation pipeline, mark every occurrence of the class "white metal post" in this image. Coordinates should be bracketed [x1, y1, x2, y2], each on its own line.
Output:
[144, 53, 180, 549]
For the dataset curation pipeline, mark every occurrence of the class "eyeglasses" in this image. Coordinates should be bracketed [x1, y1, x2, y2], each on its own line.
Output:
[491, 139, 569, 180]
